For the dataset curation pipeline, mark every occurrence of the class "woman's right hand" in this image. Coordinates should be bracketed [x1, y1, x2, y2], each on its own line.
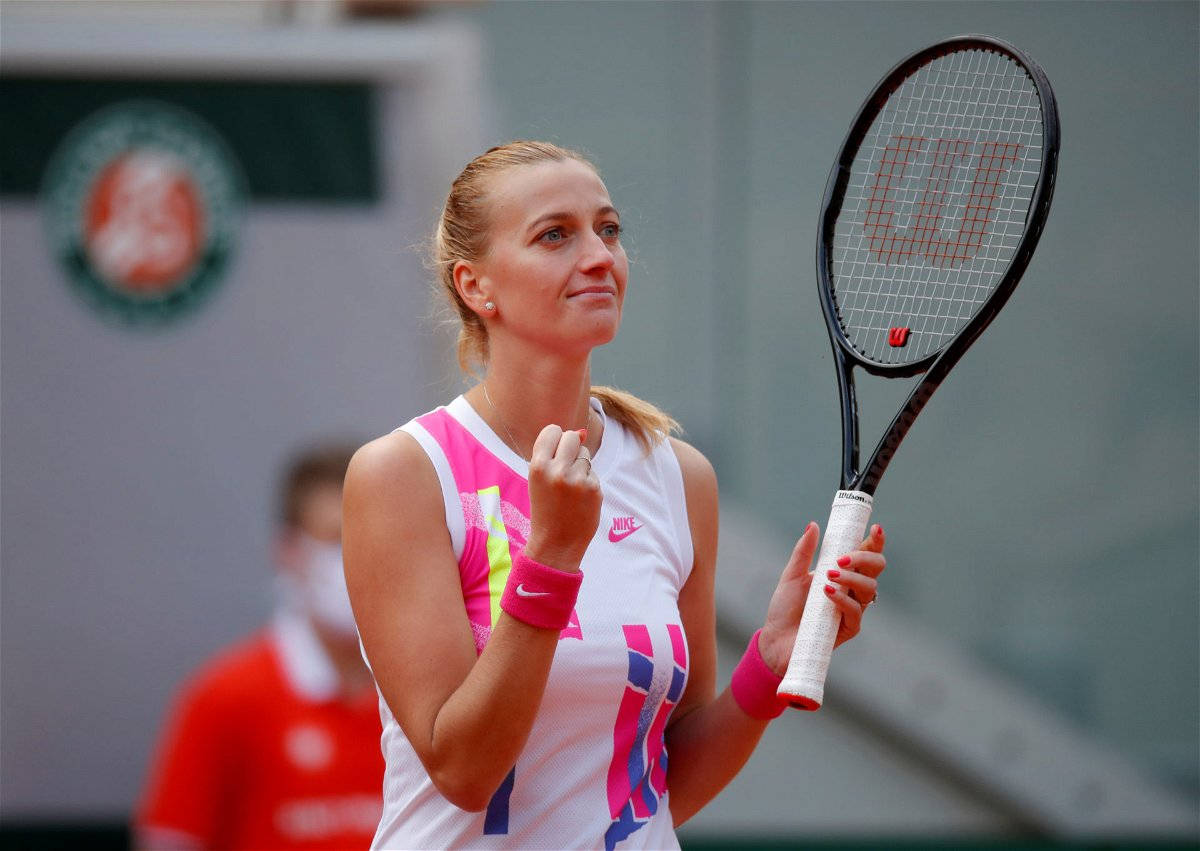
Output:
[522, 425, 602, 572]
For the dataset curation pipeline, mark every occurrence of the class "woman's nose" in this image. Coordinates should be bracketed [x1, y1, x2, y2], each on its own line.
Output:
[578, 231, 615, 272]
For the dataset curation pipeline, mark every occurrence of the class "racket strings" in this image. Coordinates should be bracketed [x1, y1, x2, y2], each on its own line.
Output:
[831, 47, 1045, 365]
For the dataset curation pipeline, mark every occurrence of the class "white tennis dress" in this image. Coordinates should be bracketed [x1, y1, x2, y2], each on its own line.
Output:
[370, 396, 694, 850]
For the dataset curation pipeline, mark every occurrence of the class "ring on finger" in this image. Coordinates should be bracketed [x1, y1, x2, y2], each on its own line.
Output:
[850, 585, 877, 607]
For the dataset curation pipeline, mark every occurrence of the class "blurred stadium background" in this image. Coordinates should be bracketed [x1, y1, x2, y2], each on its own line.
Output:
[1, 0, 1196, 848]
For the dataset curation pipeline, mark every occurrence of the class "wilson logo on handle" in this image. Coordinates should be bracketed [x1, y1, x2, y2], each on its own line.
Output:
[863, 135, 1022, 268]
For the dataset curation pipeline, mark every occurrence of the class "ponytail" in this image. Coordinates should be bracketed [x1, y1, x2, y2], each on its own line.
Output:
[590, 385, 679, 455]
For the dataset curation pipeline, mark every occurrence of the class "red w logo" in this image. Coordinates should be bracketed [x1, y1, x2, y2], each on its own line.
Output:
[862, 136, 1021, 268]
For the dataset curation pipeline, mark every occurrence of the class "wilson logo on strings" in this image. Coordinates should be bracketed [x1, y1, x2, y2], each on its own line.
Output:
[862, 135, 1021, 268]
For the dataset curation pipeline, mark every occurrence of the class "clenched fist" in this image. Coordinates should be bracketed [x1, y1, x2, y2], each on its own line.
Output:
[522, 425, 602, 573]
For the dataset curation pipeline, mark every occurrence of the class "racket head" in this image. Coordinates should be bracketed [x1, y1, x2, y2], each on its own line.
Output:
[817, 34, 1059, 378]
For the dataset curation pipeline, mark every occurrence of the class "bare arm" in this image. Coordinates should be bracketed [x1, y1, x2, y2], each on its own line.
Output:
[662, 438, 885, 826]
[661, 437, 771, 825]
[342, 425, 599, 812]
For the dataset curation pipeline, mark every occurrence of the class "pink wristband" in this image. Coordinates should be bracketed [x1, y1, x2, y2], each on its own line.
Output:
[730, 629, 788, 720]
[500, 553, 583, 631]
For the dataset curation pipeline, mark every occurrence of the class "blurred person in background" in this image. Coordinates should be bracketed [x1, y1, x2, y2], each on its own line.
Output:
[136, 443, 384, 851]
[344, 141, 885, 849]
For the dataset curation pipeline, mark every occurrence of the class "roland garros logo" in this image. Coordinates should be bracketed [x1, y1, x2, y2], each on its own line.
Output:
[42, 100, 244, 325]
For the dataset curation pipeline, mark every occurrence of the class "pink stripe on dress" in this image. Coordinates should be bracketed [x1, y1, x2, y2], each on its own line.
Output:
[416, 410, 531, 646]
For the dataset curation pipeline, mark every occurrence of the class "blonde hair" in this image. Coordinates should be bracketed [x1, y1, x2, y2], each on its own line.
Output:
[434, 141, 678, 453]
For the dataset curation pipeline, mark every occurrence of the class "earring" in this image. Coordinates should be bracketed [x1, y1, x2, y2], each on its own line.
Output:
[484, 301, 496, 311]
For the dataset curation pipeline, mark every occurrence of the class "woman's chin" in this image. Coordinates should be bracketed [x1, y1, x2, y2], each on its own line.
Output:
[517, 311, 622, 359]
[582, 315, 621, 349]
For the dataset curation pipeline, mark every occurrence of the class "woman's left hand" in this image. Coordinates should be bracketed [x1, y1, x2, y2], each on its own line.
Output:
[757, 522, 887, 676]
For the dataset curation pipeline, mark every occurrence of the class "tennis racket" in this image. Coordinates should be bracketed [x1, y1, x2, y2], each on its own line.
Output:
[777, 35, 1060, 710]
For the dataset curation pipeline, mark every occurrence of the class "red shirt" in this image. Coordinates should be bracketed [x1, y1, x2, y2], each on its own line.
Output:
[138, 617, 384, 850]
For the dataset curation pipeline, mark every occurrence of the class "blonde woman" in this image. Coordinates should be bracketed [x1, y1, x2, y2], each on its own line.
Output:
[343, 142, 885, 850]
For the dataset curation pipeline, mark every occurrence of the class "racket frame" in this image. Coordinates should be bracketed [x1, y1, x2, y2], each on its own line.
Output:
[816, 34, 1060, 495]
[780, 34, 1060, 710]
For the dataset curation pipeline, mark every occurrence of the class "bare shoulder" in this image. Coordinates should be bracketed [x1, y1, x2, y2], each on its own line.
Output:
[348, 429, 424, 482]
[345, 429, 438, 504]
[343, 429, 449, 558]
[668, 436, 718, 502]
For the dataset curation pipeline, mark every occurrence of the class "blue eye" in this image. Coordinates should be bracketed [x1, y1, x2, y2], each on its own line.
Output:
[540, 227, 565, 243]
[600, 223, 621, 239]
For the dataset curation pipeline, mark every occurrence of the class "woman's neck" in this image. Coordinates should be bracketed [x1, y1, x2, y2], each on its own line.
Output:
[472, 350, 597, 459]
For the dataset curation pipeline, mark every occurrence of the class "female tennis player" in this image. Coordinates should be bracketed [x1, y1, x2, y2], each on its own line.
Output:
[343, 141, 885, 850]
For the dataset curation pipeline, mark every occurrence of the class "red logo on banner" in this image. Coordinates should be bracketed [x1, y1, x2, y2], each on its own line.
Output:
[84, 151, 205, 294]
[41, 100, 244, 325]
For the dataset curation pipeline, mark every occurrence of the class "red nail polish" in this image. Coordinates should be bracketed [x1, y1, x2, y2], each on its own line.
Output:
[837, 555, 851, 567]
[824, 584, 836, 595]
[874, 524, 883, 536]
[827, 569, 841, 579]
[578, 428, 588, 441]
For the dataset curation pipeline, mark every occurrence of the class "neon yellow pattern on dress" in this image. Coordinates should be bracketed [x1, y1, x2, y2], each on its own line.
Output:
[477, 485, 512, 626]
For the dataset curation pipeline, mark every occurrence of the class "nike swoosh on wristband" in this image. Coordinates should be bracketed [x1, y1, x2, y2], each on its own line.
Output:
[515, 584, 552, 598]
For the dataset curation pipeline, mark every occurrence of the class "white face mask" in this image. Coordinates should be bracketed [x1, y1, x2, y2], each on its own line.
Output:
[285, 533, 359, 637]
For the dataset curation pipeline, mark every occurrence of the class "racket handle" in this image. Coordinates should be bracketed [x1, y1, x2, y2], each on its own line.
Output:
[777, 490, 874, 710]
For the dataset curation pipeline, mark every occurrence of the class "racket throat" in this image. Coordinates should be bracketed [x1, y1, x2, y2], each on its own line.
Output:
[835, 350, 864, 491]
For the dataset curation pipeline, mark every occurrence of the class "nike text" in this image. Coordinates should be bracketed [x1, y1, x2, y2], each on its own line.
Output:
[608, 516, 642, 543]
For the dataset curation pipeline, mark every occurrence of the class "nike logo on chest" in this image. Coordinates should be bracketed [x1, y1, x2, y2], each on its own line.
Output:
[608, 516, 642, 543]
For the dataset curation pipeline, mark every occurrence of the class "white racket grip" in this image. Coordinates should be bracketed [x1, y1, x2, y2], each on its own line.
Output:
[777, 490, 873, 710]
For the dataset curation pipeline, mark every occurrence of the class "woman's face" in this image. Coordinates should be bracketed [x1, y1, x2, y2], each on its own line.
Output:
[467, 158, 628, 358]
